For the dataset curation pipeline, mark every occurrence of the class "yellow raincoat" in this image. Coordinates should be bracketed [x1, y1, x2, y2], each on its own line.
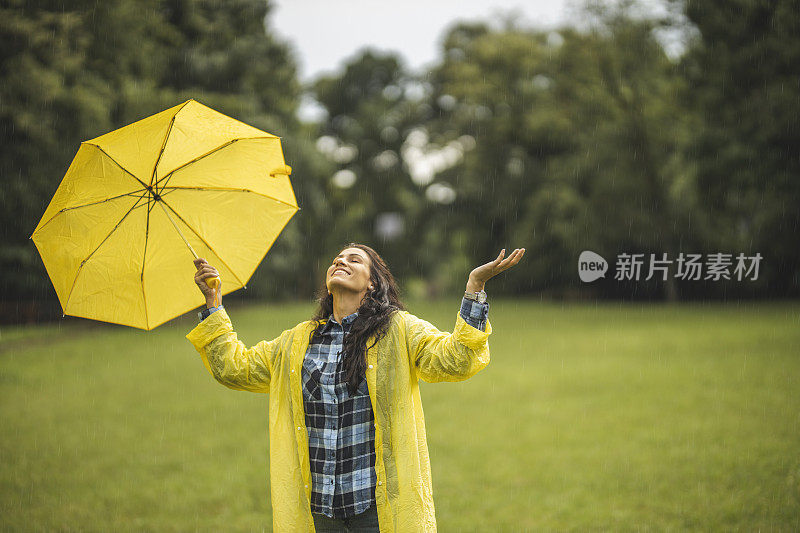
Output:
[186, 306, 492, 532]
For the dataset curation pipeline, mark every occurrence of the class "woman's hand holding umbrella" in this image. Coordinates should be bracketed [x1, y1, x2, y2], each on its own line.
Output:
[194, 258, 222, 308]
[466, 248, 525, 293]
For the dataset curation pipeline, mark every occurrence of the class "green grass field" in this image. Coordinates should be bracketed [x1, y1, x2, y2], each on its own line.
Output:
[1, 300, 798, 531]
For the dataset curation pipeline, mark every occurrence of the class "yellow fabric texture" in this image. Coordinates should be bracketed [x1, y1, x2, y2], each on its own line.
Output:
[186, 307, 492, 532]
[30, 99, 297, 330]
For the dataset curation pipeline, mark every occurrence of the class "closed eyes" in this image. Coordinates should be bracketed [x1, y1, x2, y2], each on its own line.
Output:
[332, 254, 363, 265]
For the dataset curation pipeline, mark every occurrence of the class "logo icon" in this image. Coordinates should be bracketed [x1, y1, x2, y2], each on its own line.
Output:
[579, 250, 608, 282]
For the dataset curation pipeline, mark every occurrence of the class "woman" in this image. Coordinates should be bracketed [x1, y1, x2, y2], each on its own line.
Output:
[187, 244, 524, 532]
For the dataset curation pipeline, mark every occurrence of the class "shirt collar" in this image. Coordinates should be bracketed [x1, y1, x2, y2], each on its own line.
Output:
[322, 310, 359, 333]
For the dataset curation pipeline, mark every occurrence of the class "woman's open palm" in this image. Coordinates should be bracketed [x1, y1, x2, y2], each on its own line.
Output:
[469, 248, 525, 286]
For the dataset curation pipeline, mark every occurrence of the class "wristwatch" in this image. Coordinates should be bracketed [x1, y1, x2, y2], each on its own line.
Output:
[198, 305, 224, 321]
[464, 290, 487, 304]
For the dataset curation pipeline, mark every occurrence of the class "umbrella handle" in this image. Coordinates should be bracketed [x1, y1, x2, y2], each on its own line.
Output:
[207, 276, 221, 307]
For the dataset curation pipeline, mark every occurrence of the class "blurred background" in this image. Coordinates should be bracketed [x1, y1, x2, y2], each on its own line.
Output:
[2, 0, 799, 323]
[1, 0, 798, 531]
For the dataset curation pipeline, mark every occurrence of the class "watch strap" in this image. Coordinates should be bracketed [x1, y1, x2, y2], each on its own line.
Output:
[198, 304, 224, 321]
[464, 290, 487, 304]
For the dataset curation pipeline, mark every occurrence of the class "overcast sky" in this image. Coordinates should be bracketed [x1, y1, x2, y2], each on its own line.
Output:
[271, 0, 579, 83]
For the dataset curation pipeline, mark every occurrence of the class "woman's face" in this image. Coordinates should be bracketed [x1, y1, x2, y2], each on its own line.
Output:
[326, 247, 373, 295]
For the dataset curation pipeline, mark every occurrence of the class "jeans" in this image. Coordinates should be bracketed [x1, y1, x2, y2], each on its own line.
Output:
[312, 504, 380, 532]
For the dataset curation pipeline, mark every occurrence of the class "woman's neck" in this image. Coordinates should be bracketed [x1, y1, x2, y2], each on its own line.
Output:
[331, 289, 366, 323]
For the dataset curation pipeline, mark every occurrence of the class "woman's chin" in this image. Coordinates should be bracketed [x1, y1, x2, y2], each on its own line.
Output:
[328, 281, 362, 294]
[327, 280, 346, 292]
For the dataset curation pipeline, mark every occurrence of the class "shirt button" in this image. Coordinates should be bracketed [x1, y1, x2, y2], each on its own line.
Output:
[378, 481, 382, 486]
[368, 364, 373, 369]
[297, 426, 301, 431]
[291, 369, 295, 373]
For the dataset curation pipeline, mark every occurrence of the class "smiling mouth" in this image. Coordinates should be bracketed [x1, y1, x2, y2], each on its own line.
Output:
[332, 269, 349, 276]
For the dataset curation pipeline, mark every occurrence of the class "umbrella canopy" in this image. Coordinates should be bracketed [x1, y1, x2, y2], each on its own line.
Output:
[30, 99, 298, 330]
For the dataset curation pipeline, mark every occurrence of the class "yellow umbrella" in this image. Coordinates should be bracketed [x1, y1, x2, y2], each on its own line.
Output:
[30, 99, 298, 330]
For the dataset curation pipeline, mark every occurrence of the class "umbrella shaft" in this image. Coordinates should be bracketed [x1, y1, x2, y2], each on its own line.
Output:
[156, 200, 220, 306]
[156, 200, 199, 260]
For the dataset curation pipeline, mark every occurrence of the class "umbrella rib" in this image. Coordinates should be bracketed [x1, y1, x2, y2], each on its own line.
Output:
[158, 198, 247, 288]
[34, 190, 148, 235]
[83, 142, 150, 190]
[153, 139, 237, 191]
[160, 186, 298, 210]
[62, 190, 147, 211]
[64, 194, 149, 311]
[150, 113, 180, 187]
[156, 187, 179, 200]
[152, 136, 281, 191]
[141, 194, 152, 330]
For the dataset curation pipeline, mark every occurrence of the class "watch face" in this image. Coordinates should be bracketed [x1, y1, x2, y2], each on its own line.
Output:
[477, 292, 487, 303]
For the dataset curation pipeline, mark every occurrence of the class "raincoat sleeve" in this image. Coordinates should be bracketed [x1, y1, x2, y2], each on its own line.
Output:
[402, 309, 492, 383]
[185, 307, 289, 393]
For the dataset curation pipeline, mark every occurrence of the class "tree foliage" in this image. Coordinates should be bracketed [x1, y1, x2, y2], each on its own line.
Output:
[426, 9, 699, 299]
[0, 0, 301, 316]
[679, 0, 800, 296]
[2, 0, 797, 324]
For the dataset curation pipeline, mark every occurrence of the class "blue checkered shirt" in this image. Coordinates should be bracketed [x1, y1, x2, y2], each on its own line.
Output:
[200, 297, 489, 519]
[303, 297, 488, 519]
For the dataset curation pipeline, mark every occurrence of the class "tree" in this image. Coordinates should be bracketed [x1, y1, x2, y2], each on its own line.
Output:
[311, 50, 433, 295]
[427, 7, 696, 299]
[0, 0, 302, 320]
[679, 0, 800, 297]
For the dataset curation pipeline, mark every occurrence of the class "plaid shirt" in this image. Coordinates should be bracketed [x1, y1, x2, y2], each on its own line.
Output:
[302, 297, 489, 519]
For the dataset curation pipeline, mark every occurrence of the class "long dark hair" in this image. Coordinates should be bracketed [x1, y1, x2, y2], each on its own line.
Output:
[309, 243, 405, 395]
